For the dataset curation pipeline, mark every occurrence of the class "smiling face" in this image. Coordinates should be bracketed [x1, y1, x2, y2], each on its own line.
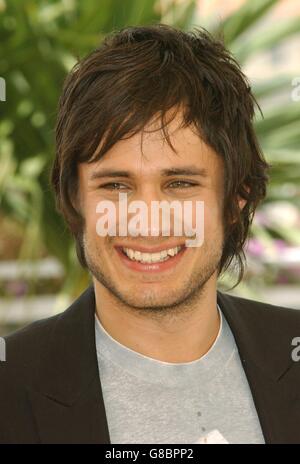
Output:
[78, 111, 225, 312]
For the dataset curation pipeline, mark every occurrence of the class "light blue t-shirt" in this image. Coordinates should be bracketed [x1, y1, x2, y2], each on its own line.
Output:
[94, 304, 265, 444]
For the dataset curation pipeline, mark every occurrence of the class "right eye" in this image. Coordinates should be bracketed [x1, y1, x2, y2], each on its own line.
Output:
[100, 183, 129, 190]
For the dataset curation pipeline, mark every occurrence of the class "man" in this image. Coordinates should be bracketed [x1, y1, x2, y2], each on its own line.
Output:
[0, 24, 299, 444]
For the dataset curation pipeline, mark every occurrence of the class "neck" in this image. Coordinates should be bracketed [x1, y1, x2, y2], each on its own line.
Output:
[93, 276, 220, 363]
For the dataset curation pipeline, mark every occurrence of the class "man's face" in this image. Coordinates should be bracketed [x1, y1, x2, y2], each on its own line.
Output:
[78, 111, 225, 312]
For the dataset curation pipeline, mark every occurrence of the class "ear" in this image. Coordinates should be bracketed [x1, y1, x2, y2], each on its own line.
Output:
[229, 190, 249, 225]
[238, 196, 247, 211]
[238, 184, 250, 211]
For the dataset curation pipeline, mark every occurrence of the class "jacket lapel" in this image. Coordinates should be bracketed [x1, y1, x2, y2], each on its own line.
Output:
[28, 376, 110, 444]
[217, 291, 300, 444]
[28, 286, 111, 444]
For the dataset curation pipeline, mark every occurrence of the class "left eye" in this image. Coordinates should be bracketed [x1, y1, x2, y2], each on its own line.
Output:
[168, 181, 197, 188]
[101, 183, 129, 190]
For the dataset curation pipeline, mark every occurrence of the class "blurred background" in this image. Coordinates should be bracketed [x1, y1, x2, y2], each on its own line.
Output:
[0, 0, 299, 336]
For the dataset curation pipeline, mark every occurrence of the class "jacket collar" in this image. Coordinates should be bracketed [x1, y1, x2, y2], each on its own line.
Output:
[34, 286, 294, 401]
[216, 291, 295, 382]
[217, 291, 300, 444]
[29, 285, 111, 443]
[32, 285, 99, 406]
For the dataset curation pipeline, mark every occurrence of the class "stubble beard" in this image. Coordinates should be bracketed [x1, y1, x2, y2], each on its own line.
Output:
[83, 232, 224, 321]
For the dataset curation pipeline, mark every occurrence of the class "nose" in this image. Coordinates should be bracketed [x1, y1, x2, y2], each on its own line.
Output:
[119, 185, 182, 239]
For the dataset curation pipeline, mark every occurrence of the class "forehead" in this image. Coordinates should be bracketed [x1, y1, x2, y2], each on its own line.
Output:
[78, 104, 225, 186]
[80, 115, 223, 181]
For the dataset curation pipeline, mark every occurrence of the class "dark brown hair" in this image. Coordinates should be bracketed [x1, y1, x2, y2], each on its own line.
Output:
[51, 23, 270, 287]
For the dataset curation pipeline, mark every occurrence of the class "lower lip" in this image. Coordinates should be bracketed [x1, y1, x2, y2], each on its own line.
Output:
[115, 246, 187, 273]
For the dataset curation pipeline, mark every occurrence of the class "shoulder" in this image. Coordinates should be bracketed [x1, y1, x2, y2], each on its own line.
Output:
[0, 286, 95, 382]
[0, 287, 95, 443]
[218, 290, 300, 322]
[218, 290, 300, 365]
[218, 290, 300, 354]
[0, 312, 65, 442]
[0, 312, 62, 381]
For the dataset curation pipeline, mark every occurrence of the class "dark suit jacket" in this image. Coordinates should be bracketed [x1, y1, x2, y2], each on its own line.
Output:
[0, 285, 300, 444]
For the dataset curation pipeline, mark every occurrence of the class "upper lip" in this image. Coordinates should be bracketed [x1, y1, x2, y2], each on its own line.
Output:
[114, 243, 186, 253]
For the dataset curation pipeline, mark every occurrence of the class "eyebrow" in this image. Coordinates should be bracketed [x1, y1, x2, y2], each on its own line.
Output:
[89, 166, 209, 181]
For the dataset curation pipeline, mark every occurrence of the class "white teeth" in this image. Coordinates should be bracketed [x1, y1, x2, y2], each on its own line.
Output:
[134, 251, 141, 260]
[122, 246, 182, 263]
[151, 252, 161, 263]
[128, 249, 135, 260]
[143, 253, 151, 262]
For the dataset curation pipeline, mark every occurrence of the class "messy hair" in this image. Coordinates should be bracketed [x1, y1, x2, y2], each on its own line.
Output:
[51, 23, 270, 287]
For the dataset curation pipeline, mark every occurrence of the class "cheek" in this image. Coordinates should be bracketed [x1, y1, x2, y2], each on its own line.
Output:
[85, 198, 103, 239]
[203, 199, 223, 237]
